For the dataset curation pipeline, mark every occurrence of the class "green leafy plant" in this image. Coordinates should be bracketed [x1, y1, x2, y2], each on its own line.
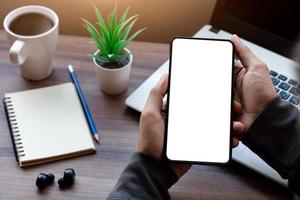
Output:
[82, 6, 146, 66]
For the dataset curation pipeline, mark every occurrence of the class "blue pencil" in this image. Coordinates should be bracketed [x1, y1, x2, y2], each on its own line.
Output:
[68, 64, 100, 143]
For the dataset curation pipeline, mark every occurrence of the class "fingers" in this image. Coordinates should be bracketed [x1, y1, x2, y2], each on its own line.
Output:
[170, 164, 192, 178]
[144, 74, 169, 113]
[234, 100, 242, 115]
[232, 121, 245, 148]
[162, 95, 168, 111]
[232, 138, 239, 147]
[230, 34, 260, 69]
[233, 60, 245, 86]
[233, 121, 244, 139]
[233, 101, 244, 141]
[161, 95, 168, 117]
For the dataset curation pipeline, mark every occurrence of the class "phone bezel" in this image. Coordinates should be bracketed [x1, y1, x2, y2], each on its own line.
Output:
[163, 37, 235, 165]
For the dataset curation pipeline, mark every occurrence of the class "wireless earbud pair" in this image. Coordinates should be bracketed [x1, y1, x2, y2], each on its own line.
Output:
[36, 168, 76, 189]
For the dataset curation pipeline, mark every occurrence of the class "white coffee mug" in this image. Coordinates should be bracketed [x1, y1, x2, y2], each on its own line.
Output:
[3, 5, 59, 80]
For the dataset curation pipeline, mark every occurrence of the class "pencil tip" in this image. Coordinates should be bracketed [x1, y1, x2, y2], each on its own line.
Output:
[68, 64, 74, 72]
[94, 134, 100, 144]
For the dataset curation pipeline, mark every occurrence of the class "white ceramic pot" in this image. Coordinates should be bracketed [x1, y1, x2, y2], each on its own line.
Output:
[93, 48, 132, 95]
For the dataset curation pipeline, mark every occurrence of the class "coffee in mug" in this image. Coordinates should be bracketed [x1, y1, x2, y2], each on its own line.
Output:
[3, 6, 59, 80]
[9, 13, 54, 36]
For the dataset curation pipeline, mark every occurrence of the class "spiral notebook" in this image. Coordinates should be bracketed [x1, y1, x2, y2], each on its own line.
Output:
[3, 83, 96, 167]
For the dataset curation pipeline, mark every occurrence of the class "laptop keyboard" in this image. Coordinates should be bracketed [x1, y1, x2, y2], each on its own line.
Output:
[270, 70, 300, 106]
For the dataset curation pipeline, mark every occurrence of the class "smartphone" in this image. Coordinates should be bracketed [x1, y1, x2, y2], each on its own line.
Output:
[164, 37, 234, 164]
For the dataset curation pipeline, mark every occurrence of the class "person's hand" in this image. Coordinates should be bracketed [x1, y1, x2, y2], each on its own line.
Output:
[137, 74, 191, 178]
[230, 34, 277, 134]
[137, 74, 245, 178]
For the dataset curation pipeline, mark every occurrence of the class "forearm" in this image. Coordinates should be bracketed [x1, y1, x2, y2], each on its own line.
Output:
[107, 152, 178, 200]
[243, 97, 300, 195]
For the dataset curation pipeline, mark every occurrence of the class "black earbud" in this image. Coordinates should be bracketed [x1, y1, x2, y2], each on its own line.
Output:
[35, 173, 55, 189]
[58, 168, 75, 188]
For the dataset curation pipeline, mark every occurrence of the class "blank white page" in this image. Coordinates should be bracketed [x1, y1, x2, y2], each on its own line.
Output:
[166, 38, 233, 163]
[5, 83, 96, 166]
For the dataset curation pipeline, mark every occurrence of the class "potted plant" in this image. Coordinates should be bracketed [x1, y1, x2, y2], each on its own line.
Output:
[82, 6, 146, 95]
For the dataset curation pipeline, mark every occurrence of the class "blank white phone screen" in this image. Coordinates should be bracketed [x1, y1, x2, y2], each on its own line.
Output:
[166, 38, 233, 163]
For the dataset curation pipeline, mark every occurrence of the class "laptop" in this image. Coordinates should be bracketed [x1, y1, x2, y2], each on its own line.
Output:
[126, 0, 300, 186]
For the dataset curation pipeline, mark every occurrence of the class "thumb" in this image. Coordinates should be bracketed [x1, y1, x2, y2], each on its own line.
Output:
[230, 34, 259, 69]
[144, 74, 169, 113]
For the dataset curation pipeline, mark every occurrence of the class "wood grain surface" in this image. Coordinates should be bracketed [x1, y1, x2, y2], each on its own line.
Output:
[0, 30, 291, 199]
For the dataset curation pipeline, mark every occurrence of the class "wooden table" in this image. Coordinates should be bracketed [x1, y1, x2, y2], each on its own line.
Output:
[0, 31, 291, 199]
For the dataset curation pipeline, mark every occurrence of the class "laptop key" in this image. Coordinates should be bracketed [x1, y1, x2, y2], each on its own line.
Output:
[275, 88, 279, 93]
[271, 77, 280, 86]
[278, 74, 288, 81]
[269, 70, 278, 77]
[278, 82, 291, 90]
[279, 91, 290, 100]
[288, 79, 298, 86]
[289, 87, 300, 96]
[289, 96, 300, 105]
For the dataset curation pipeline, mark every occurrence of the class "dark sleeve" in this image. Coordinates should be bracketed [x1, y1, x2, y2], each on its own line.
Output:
[242, 97, 300, 195]
[106, 152, 178, 200]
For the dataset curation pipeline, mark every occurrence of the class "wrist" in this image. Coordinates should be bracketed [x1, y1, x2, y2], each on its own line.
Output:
[242, 97, 298, 177]
[240, 95, 277, 132]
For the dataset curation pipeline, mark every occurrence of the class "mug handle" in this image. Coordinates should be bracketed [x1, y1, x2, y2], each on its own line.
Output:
[9, 40, 28, 65]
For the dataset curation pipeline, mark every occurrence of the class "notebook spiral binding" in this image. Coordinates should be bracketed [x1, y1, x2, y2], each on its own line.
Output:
[3, 97, 25, 161]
